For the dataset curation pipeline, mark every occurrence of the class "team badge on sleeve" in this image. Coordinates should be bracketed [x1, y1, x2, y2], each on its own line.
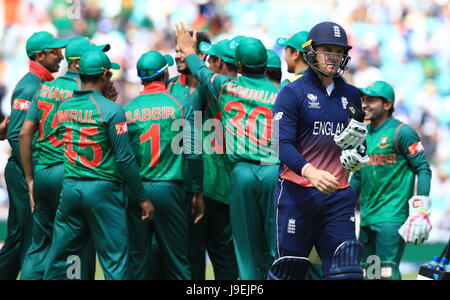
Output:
[13, 99, 31, 111]
[115, 122, 128, 135]
[408, 141, 424, 156]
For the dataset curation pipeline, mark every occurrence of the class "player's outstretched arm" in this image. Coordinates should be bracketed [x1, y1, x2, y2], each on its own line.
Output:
[19, 120, 38, 213]
[175, 22, 229, 98]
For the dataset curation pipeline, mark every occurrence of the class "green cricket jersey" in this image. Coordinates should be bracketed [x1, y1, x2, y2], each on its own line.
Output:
[350, 116, 432, 226]
[186, 54, 280, 166]
[193, 80, 234, 205]
[7, 61, 55, 164]
[25, 70, 81, 170]
[169, 73, 234, 203]
[123, 81, 202, 192]
[56, 89, 148, 202]
[167, 74, 204, 192]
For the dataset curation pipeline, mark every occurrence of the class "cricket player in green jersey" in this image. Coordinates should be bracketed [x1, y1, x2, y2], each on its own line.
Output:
[350, 81, 432, 280]
[0, 31, 68, 280]
[18, 37, 111, 280]
[176, 23, 280, 279]
[186, 39, 239, 280]
[124, 50, 203, 280]
[168, 31, 210, 198]
[43, 50, 154, 280]
[166, 30, 210, 279]
[276, 31, 309, 88]
[265, 49, 282, 84]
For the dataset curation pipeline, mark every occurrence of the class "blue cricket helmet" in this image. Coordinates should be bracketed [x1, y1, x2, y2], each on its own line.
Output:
[307, 21, 352, 50]
[302, 21, 352, 77]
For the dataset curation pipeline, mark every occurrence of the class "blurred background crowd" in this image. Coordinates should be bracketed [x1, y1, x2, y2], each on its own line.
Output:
[0, 0, 449, 242]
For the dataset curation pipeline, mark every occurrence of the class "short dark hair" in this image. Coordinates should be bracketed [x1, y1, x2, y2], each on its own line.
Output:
[29, 55, 36, 61]
[209, 56, 238, 74]
[287, 46, 306, 63]
[265, 67, 282, 83]
[191, 31, 211, 54]
[80, 73, 103, 84]
[208, 55, 220, 63]
[225, 62, 238, 73]
[241, 65, 266, 76]
[141, 72, 165, 85]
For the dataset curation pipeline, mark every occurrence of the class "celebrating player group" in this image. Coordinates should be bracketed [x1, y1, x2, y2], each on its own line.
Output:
[0, 20, 432, 280]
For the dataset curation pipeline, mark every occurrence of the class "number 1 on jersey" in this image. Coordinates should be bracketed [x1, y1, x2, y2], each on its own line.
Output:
[140, 123, 160, 167]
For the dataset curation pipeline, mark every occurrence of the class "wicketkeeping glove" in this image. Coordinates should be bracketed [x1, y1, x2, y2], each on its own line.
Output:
[334, 103, 368, 150]
[398, 196, 432, 245]
[340, 145, 370, 173]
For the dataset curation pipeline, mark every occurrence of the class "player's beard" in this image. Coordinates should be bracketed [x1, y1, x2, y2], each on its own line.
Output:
[178, 65, 192, 75]
[365, 106, 384, 122]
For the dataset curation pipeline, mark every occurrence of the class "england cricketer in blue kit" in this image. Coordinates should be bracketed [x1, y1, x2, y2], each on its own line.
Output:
[271, 22, 370, 280]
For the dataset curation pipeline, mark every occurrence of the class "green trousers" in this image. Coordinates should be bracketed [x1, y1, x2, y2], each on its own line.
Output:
[20, 164, 96, 280]
[359, 222, 405, 279]
[188, 196, 238, 280]
[229, 162, 278, 280]
[44, 179, 129, 280]
[127, 181, 190, 280]
[0, 159, 33, 280]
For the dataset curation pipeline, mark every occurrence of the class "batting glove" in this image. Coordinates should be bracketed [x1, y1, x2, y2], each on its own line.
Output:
[340, 145, 370, 173]
[334, 118, 368, 150]
[335, 103, 368, 150]
[398, 196, 432, 245]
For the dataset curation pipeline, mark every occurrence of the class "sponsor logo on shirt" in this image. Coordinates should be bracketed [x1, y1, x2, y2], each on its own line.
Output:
[408, 141, 424, 156]
[13, 99, 31, 111]
[307, 93, 321, 109]
[274, 112, 283, 120]
[341, 97, 348, 109]
[115, 122, 128, 135]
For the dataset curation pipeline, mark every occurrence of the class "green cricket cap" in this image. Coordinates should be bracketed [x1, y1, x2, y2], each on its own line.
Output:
[79, 50, 120, 76]
[65, 37, 110, 64]
[200, 39, 237, 65]
[26, 31, 69, 57]
[358, 81, 396, 103]
[137, 51, 174, 80]
[266, 49, 281, 69]
[276, 31, 309, 51]
[229, 35, 247, 50]
[236, 37, 267, 68]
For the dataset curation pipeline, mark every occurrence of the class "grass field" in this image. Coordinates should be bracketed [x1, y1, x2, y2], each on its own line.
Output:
[92, 259, 419, 280]
[1, 220, 442, 280]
